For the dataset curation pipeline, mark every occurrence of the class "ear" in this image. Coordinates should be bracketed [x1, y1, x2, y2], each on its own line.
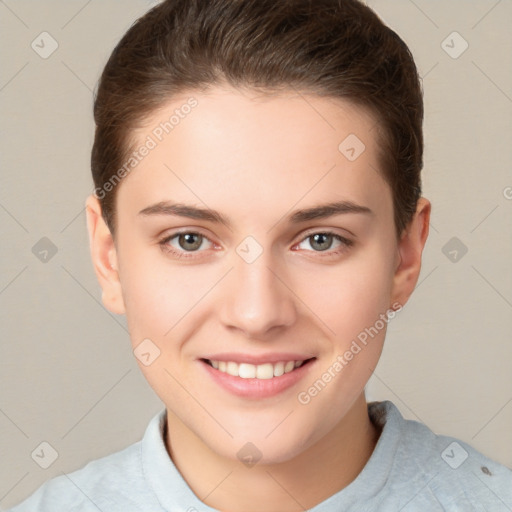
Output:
[85, 194, 126, 315]
[390, 197, 431, 308]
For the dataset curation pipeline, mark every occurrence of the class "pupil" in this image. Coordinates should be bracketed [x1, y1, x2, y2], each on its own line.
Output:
[312, 233, 331, 251]
[180, 233, 201, 251]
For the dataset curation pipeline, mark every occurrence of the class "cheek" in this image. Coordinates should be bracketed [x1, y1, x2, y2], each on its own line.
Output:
[117, 246, 193, 345]
[297, 246, 396, 343]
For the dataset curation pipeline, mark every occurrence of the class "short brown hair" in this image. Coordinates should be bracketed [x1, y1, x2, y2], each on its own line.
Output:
[91, 0, 423, 237]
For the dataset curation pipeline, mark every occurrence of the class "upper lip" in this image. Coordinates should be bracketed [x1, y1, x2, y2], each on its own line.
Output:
[201, 352, 316, 365]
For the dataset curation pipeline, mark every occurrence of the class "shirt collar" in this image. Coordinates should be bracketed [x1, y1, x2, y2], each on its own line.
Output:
[141, 400, 403, 511]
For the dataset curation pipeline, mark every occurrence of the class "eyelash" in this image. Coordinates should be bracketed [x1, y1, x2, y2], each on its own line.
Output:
[158, 229, 354, 260]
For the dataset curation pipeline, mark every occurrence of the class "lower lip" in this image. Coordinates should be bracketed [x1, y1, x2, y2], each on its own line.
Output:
[200, 359, 315, 399]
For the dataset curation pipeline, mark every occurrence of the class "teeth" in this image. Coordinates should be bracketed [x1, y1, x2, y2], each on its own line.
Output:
[239, 363, 256, 379]
[273, 362, 284, 377]
[284, 361, 295, 373]
[226, 361, 238, 377]
[256, 363, 274, 380]
[208, 359, 306, 379]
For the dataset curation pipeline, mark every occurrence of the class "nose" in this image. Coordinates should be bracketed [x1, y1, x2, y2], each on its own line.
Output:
[218, 251, 297, 339]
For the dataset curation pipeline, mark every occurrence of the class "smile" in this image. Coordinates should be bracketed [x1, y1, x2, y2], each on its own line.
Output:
[205, 359, 309, 379]
[200, 356, 316, 398]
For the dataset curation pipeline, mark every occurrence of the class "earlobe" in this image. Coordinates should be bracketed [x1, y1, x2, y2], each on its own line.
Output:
[391, 198, 431, 308]
[85, 195, 126, 315]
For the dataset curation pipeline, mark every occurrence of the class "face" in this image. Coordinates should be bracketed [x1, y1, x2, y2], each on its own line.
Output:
[87, 86, 429, 464]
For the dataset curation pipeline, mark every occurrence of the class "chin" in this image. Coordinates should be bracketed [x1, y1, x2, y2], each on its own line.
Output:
[211, 417, 319, 466]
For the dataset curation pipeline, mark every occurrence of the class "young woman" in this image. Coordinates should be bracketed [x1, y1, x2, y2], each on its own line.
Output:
[9, 0, 512, 510]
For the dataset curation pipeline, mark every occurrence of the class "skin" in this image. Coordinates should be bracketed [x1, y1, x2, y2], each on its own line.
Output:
[85, 85, 430, 512]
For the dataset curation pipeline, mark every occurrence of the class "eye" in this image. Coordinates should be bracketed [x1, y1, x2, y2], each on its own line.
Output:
[159, 231, 215, 258]
[295, 231, 353, 256]
[158, 229, 353, 260]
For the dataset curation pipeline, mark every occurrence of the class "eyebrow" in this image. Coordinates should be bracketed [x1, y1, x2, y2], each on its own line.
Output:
[138, 200, 373, 228]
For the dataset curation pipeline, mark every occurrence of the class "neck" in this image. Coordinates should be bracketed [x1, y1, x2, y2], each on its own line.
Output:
[165, 393, 381, 512]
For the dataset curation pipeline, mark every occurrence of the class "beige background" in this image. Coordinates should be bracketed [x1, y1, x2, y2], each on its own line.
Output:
[1, 0, 511, 508]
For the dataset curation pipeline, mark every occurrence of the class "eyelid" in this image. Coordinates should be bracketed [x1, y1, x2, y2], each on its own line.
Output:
[159, 227, 215, 242]
[296, 227, 354, 245]
[166, 229, 215, 242]
[296, 230, 353, 249]
[299, 225, 355, 240]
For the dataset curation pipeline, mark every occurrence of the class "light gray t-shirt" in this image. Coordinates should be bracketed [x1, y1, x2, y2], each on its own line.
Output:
[8, 400, 512, 511]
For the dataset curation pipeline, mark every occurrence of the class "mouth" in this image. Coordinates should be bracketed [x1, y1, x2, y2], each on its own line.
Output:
[201, 358, 315, 379]
[199, 356, 316, 399]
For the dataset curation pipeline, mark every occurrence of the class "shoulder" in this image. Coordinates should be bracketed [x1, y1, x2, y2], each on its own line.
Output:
[374, 401, 512, 510]
[7, 410, 167, 512]
[8, 441, 145, 512]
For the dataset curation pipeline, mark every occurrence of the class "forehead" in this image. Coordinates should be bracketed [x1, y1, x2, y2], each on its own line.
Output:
[136, 86, 380, 158]
[117, 86, 391, 228]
